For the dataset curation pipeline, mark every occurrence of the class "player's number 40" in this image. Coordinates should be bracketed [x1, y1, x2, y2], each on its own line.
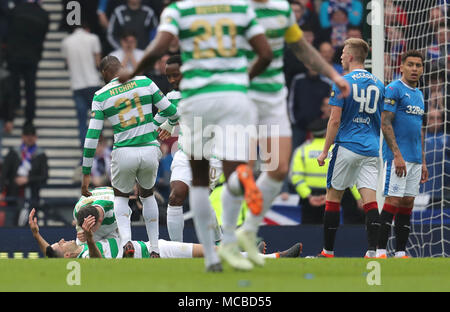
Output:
[353, 84, 379, 114]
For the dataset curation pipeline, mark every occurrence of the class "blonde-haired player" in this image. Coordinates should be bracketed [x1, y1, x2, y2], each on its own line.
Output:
[317, 38, 385, 258]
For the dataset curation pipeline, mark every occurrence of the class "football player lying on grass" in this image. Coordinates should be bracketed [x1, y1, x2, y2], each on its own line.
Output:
[29, 208, 302, 259]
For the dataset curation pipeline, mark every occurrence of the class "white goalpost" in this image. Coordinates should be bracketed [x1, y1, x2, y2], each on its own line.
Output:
[372, 0, 449, 257]
[370, 0, 385, 211]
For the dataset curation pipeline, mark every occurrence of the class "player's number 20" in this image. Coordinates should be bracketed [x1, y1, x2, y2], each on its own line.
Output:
[191, 18, 237, 59]
[353, 84, 379, 114]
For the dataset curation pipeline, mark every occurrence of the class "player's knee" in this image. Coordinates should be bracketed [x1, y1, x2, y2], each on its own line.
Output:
[326, 187, 344, 203]
[268, 163, 289, 181]
[139, 187, 154, 198]
[385, 196, 402, 208]
[113, 187, 129, 198]
[169, 189, 186, 206]
[401, 197, 415, 208]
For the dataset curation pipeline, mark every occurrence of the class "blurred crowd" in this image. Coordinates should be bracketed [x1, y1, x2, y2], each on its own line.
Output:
[0, 0, 449, 227]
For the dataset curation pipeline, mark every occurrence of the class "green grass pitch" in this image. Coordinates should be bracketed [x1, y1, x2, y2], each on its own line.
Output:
[0, 258, 449, 292]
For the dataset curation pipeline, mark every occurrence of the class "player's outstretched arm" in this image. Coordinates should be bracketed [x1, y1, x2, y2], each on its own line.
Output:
[28, 208, 51, 256]
[317, 106, 341, 166]
[381, 111, 406, 177]
[288, 37, 350, 98]
[119, 31, 174, 83]
[153, 91, 179, 126]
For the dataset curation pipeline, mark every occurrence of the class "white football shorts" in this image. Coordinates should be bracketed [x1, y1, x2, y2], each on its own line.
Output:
[327, 145, 378, 191]
[170, 149, 223, 190]
[111, 145, 161, 193]
[131, 239, 193, 259]
[383, 160, 421, 197]
[248, 87, 292, 138]
[177, 92, 257, 162]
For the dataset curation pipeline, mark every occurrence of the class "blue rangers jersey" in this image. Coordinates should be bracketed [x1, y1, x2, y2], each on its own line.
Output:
[383, 79, 425, 164]
[329, 69, 385, 157]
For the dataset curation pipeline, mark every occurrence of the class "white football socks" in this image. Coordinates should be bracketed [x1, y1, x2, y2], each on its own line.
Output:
[226, 169, 243, 195]
[141, 195, 160, 254]
[242, 172, 283, 233]
[167, 205, 184, 242]
[211, 209, 223, 243]
[241, 251, 276, 259]
[113, 195, 132, 247]
[189, 186, 220, 267]
[221, 183, 244, 245]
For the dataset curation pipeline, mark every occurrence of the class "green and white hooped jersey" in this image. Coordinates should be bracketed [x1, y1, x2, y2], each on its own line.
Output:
[166, 90, 182, 108]
[247, 0, 298, 96]
[166, 90, 221, 163]
[158, 0, 265, 100]
[82, 76, 178, 175]
[77, 238, 155, 259]
[73, 187, 118, 242]
[166, 90, 184, 151]
[77, 238, 122, 259]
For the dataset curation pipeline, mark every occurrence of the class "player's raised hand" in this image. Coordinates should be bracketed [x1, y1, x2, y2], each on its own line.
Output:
[394, 154, 407, 177]
[28, 208, 39, 235]
[317, 151, 328, 166]
[82, 215, 96, 240]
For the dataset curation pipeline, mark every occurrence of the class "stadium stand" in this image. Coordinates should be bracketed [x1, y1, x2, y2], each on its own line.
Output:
[2, 0, 113, 225]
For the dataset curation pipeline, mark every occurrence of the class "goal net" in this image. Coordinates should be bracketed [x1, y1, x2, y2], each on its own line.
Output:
[382, 0, 449, 257]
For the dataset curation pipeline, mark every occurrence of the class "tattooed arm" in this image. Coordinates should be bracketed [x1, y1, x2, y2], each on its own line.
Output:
[287, 37, 350, 97]
[381, 111, 407, 177]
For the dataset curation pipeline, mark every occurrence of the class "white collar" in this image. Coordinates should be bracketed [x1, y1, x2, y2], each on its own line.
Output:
[399, 79, 417, 90]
